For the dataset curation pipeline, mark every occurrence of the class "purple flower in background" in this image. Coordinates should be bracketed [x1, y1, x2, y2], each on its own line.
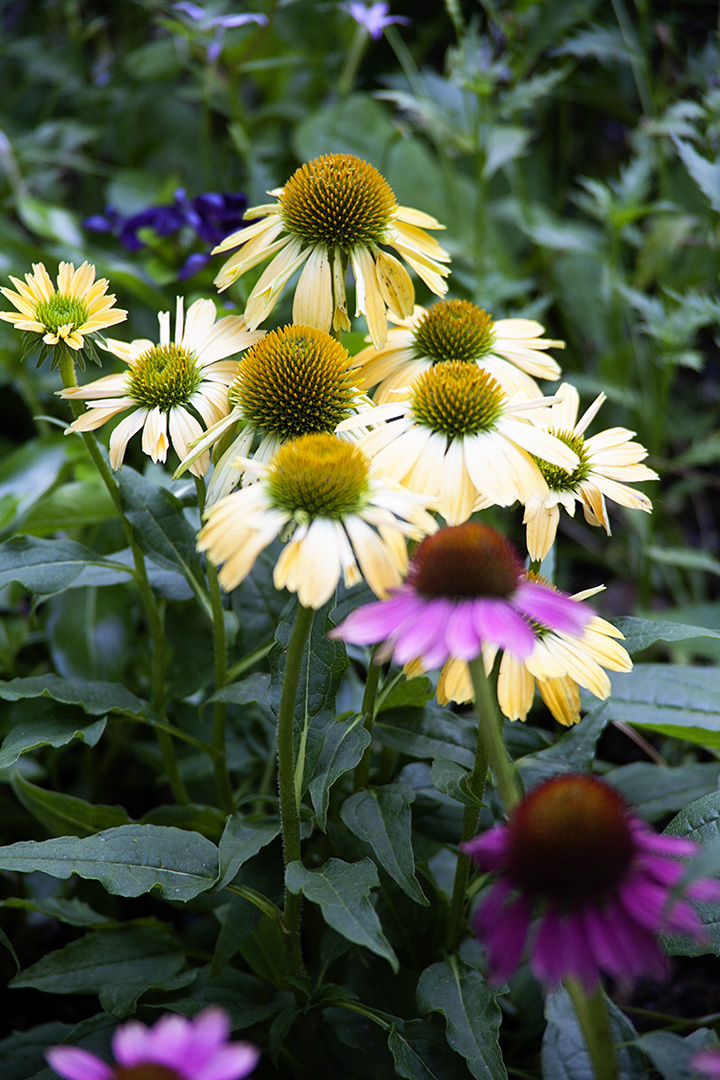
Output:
[693, 1046, 720, 1077]
[462, 774, 720, 989]
[346, 2, 410, 39]
[84, 189, 248, 279]
[172, 3, 268, 62]
[46, 1008, 260, 1080]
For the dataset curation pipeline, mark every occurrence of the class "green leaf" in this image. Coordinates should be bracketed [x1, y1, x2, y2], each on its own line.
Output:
[117, 465, 209, 611]
[606, 762, 720, 822]
[16, 197, 84, 245]
[601, 664, 720, 749]
[541, 986, 648, 1079]
[417, 957, 506, 1080]
[387, 1020, 471, 1080]
[0, 896, 115, 929]
[674, 138, 720, 213]
[517, 703, 609, 789]
[644, 546, 720, 577]
[634, 1030, 718, 1080]
[611, 616, 720, 654]
[430, 757, 485, 808]
[0, 536, 128, 597]
[340, 784, 428, 905]
[0, 823, 219, 900]
[374, 706, 476, 768]
[216, 816, 280, 888]
[212, 895, 262, 975]
[0, 1020, 108, 1080]
[10, 926, 186, 1017]
[286, 857, 398, 970]
[146, 965, 289, 1030]
[20, 480, 115, 535]
[308, 714, 371, 831]
[0, 921, 19, 972]
[0, 707, 106, 768]
[46, 587, 133, 682]
[0, 673, 145, 716]
[664, 791, 720, 956]
[11, 774, 132, 837]
[0, 437, 68, 534]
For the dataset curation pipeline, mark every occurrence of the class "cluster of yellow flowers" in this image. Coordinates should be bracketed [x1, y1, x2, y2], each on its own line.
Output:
[1, 153, 658, 726]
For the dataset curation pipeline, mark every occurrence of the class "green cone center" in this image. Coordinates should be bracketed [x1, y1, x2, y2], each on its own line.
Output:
[279, 154, 397, 250]
[534, 430, 591, 491]
[35, 295, 89, 334]
[229, 325, 357, 437]
[413, 300, 496, 364]
[267, 433, 370, 520]
[410, 361, 505, 438]
[128, 343, 203, 411]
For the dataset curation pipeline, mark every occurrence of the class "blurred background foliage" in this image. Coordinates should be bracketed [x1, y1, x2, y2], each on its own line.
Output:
[0, 0, 718, 609]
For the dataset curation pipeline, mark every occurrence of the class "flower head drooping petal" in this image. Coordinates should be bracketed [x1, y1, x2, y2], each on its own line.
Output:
[46, 1007, 260, 1080]
[461, 775, 720, 989]
[523, 382, 658, 560]
[345, 1, 410, 39]
[330, 523, 590, 669]
[213, 154, 450, 347]
[352, 300, 564, 403]
[59, 298, 261, 475]
[197, 433, 437, 608]
[1, 261, 127, 368]
[433, 581, 632, 724]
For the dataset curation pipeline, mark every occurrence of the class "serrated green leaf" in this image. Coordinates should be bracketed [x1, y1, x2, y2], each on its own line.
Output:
[340, 784, 428, 905]
[387, 1019, 470, 1080]
[611, 616, 720, 654]
[541, 986, 648, 1079]
[216, 816, 280, 888]
[0, 707, 106, 768]
[417, 957, 506, 1080]
[674, 138, 720, 213]
[286, 857, 398, 970]
[664, 791, 720, 956]
[0, 536, 128, 597]
[601, 664, 720, 749]
[10, 926, 186, 1017]
[308, 714, 371, 830]
[117, 465, 209, 611]
[606, 762, 720, 822]
[0, 823, 219, 900]
[634, 1029, 718, 1080]
[430, 757, 484, 808]
[11, 773, 132, 837]
[0, 673, 145, 716]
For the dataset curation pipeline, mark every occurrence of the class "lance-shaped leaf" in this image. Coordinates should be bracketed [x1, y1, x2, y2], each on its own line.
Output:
[309, 714, 370, 831]
[541, 986, 648, 1080]
[11, 773, 131, 838]
[387, 1019, 471, 1080]
[340, 784, 428, 905]
[0, 707, 106, 769]
[602, 664, 720, 749]
[417, 957, 506, 1080]
[0, 536, 129, 597]
[286, 857, 398, 970]
[0, 824, 219, 901]
[217, 816, 281, 888]
[0, 673, 145, 716]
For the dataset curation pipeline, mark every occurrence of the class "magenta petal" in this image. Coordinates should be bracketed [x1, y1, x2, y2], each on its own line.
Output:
[691, 1049, 720, 1077]
[392, 598, 454, 666]
[515, 581, 590, 635]
[636, 829, 698, 858]
[461, 826, 511, 869]
[45, 1047, 114, 1080]
[472, 599, 535, 657]
[112, 1020, 153, 1066]
[144, 1014, 195, 1068]
[482, 894, 532, 985]
[602, 897, 668, 981]
[196, 1045, 261, 1080]
[444, 601, 483, 661]
[330, 591, 425, 646]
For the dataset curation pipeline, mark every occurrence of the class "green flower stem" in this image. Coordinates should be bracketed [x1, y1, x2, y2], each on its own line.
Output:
[469, 655, 522, 814]
[337, 23, 369, 97]
[353, 649, 382, 791]
[277, 601, 315, 979]
[565, 978, 619, 1080]
[195, 477, 234, 815]
[445, 665, 491, 953]
[58, 348, 188, 806]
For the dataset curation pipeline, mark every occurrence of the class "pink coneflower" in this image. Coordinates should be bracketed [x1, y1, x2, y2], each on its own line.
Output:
[462, 774, 720, 989]
[46, 1008, 259, 1080]
[329, 522, 590, 669]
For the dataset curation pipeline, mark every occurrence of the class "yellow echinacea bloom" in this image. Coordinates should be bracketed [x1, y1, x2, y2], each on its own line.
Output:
[213, 153, 450, 348]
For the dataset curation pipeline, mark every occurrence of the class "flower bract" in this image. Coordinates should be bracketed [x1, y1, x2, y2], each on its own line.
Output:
[45, 1007, 259, 1080]
[197, 432, 437, 608]
[329, 523, 590, 668]
[212, 153, 451, 347]
[462, 774, 720, 989]
[60, 297, 261, 475]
